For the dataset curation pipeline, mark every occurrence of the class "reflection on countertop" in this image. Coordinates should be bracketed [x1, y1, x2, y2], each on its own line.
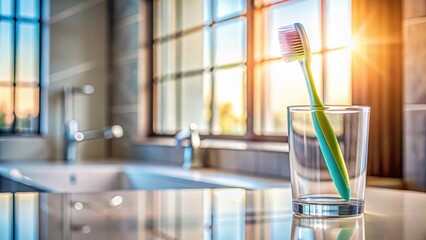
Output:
[0, 187, 425, 240]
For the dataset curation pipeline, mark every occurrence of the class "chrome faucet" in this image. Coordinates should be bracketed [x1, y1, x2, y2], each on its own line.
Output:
[175, 123, 203, 169]
[63, 85, 123, 163]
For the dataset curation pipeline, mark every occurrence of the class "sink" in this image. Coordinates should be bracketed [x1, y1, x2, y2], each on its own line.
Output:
[0, 164, 228, 193]
[0, 163, 290, 193]
[6, 165, 132, 193]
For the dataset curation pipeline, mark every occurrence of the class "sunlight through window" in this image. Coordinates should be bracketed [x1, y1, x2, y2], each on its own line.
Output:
[153, 0, 352, 138]
[0, 0, 41, 134]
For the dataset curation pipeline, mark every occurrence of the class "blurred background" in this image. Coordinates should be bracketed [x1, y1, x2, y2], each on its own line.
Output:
[0, 0, 425, 190]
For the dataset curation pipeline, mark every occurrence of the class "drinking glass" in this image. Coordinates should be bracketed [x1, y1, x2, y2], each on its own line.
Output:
[288, 105, 370, 216]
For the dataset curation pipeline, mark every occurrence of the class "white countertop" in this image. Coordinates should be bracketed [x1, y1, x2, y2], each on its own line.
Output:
[0, 162, 425, 239]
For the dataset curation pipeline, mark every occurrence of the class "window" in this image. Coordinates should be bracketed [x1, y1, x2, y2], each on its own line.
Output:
[152, 0, 352, 139]
[0, 0, 41, 134]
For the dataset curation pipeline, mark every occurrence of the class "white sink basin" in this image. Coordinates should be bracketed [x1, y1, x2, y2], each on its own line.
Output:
[0, 164, 227, 193]
[9, 165, 132, 192]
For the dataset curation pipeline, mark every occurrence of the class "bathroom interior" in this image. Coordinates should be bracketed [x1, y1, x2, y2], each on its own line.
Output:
[0, 0, 425, 239]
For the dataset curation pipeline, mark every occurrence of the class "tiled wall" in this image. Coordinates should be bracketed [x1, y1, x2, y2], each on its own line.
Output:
[403, 0, 426, 190]
[49, 0, 109, 160]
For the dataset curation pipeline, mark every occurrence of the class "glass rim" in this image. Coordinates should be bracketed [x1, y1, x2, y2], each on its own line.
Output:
[287, 105, 371, 113]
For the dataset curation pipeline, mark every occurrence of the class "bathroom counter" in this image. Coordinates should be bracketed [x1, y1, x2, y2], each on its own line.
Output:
[1, 187, 426, 239]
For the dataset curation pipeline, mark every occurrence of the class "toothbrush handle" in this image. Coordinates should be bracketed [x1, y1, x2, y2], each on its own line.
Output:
[337, 228, 355, 240]
[301, 60, 351, 201]
[300, 61, 323, 107]
[312, 111, 351, 201]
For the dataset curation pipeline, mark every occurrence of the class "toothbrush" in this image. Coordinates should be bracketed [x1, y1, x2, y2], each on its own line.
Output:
[278, 23, 351, 201]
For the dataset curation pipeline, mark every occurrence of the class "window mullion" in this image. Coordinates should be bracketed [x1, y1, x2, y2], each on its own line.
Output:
[209, 0, 215, 134]
[37, 0, 42, 134]
[246, 0, 255, 139]
[176, 0, 182, 131]
[11, 0, 18, 133]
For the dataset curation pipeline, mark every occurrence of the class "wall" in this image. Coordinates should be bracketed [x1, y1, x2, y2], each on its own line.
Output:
[49, 0, 109, 160]
[109, 0, 151, 158]
[109, 0, 139, 157]
[403, 0, 426, 190]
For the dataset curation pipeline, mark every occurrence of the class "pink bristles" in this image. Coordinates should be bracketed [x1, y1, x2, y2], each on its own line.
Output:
[278, 24, 304, 62]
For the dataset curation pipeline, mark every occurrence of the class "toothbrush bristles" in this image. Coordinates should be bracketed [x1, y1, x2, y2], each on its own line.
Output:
[278, 24, 304, 62]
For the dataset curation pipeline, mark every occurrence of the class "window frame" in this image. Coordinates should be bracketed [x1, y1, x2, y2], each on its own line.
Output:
[0, 0, 44, 136]
[148, 0, 351, 142]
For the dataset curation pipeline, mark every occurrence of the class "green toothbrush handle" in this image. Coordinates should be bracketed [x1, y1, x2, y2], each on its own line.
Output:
[312, 111, 351, 201]
[337, 228, 355, 240]
[299, 58, 351, 201]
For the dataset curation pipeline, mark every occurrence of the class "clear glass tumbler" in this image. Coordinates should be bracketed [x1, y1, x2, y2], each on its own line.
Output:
[288, 105, 370, 217]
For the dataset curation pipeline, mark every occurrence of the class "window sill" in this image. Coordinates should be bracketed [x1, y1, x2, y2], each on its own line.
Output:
[131, 137, 289, 153]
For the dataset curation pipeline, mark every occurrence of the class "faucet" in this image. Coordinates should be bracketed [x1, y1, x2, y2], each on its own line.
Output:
[63, 85, 123, 163]
[175, 123, 203, 169]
